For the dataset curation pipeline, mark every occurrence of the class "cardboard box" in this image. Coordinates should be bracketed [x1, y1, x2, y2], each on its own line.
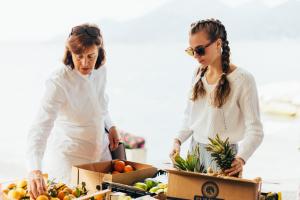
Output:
[167, 169, 261, 200]
[71, 160, 157, 192]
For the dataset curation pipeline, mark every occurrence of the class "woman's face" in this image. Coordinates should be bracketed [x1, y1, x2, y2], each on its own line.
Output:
[71, 44, 99, 75]
[189, 31, 220, 66]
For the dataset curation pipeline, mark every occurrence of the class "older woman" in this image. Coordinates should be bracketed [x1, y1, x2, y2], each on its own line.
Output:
[26, 24, 120, 199]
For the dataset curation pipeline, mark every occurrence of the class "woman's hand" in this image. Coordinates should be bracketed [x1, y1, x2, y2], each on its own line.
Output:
[225, 157, 245, 176]
[28, 170, 47, 200]
[169, 139, 181, 158]
[108, 126, 120, 151]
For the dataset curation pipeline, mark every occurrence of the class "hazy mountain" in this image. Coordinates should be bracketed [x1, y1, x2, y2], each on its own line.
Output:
[97, 0, 300, 44]
[45, 0, 300, 44]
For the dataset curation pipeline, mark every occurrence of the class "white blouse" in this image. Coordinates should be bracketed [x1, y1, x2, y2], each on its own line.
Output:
[177, 67, 264, 162]
[26, 66, 114, 172]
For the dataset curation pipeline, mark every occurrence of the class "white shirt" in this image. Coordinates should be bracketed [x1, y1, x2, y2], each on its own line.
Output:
[177, 67, 264, 162]
[26, 66, 114, 172]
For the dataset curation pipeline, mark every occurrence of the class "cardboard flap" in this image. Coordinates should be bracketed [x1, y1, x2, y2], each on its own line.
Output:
[112, 167, 158, 185]
[125, 160, 153, 169]
[167, 168, 261, 185]
[76, 161, 112, 173]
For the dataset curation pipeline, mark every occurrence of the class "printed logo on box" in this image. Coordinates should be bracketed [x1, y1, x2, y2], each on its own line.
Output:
[193, 181, 224, 200]
[202, 181, 219, 197]
[194, 197, 223, 200]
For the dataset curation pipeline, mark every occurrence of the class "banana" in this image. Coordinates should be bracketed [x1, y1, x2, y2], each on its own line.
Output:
[134, 182, 147, 191]
[149, 186, 160, 193]
[17, 179, 27, 189]
[157, 183, 167, 189]
[155, 189, 164, 194]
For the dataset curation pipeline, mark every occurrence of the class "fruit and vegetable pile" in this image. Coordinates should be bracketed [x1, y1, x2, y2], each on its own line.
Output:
[172, 134, 238, 177]
[133, 178, 167, 195]
[2, 179, 88, 200]
[111, 160, 135, 174]
[1, 134, 282, 200]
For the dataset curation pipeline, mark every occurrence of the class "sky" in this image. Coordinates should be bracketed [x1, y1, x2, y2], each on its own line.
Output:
[219, 0, 289, 7]
[0, 0, 170, 42]
[0, 0, 294, 42]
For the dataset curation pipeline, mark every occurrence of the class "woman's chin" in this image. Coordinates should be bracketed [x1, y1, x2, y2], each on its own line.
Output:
[199, 62, 207, 67]
[80, 69, 92, 75]
[197, 59, 206, 66]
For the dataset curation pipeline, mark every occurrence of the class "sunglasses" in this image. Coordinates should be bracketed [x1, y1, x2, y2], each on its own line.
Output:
[185, 40, 216, 56]
[70, 26, 100, 37]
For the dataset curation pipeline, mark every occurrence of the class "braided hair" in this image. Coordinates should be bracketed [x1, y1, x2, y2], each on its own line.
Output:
[190, 19, 231, 108]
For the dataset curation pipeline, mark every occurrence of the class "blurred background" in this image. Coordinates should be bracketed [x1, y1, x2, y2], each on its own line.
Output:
[0, 0, 299, 197]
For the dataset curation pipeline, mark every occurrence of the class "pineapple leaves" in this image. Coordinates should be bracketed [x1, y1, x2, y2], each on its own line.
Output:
[206, 134, 236, 172]
[172, 144, 205, 173]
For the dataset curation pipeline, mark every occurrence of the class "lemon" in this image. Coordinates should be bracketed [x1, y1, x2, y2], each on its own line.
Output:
[94, 193, 105, 200]
[8, 189, 22, 200]
[63, 194, 76, 200]
[17, 179, 27, 188]
[2, 189, 9, 194]
[7, 183, 17, 190]
[15, 188, 26, 197]
[36, 195, 49, 200]
[62, 187, 73, 195]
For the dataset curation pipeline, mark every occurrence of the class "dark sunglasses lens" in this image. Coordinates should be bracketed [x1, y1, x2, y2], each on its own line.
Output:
[195, 46, 205, 56]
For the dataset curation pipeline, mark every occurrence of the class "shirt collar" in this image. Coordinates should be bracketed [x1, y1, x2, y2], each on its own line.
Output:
[75, 69, 92, 80]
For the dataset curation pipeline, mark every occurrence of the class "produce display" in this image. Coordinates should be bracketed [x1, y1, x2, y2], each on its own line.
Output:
[172, 134, 238, 177]
[205, 134, 236, 175]
[112, 160, 135, 174]
[133, 178, 167, 195]
[172, 144, 205, 173]
[2, 178, 87, 200]
[0, 145, 283, 200]
[259, 192, 282, 200]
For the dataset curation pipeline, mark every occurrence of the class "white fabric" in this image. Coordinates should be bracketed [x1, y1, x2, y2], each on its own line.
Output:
[26, 66, 114, 184]
[177, 67, 264, 162]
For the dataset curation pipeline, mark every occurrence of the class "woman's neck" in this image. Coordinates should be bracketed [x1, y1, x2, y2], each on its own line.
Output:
[207, 57, 223, 76]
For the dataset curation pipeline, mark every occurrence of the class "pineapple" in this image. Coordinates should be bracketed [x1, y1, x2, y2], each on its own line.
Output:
[205, 134, 236, 174]
[172, 144, 205, 173]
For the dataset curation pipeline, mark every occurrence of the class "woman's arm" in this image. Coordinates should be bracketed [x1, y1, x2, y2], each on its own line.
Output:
[103, 93, 119, 151]
[26, 79, 65, 172]
[175, 68, 200, 144]
[100, 67, 119, 150]
[176, 98, 193, 144]
[237, 73, 264, 162]
[103, 93, 115, 131]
